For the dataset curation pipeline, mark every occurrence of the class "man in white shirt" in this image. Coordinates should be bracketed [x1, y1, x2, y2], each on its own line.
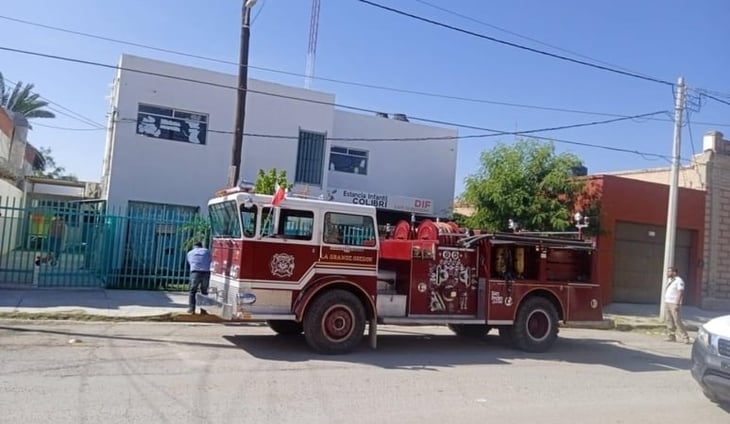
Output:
[664, 267, 690, 343]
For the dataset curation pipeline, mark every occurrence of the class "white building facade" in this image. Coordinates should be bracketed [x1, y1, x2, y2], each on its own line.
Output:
[101, 54, 458, 220]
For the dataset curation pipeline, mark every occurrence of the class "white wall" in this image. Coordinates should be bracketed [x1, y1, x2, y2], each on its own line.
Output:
[105, 54, 458, 218]
[105, 54, 335, 213]
[330, 111, 457, 217]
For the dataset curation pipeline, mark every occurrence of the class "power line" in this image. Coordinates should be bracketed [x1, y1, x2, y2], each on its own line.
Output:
[701, 92, 730, 108]
[1, 75, 105, 129]
[119, 110, 666, 141]
[411, 0, 654, 79]
[0, 13, 693, 125]
[4, 11, 729, 132]
[31, 121, 105, 131]
[357, 0, 674, 87]
[0, 45, 677, 162]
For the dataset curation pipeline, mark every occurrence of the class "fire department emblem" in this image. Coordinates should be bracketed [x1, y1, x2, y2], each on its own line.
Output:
[270, 253, 295, 278]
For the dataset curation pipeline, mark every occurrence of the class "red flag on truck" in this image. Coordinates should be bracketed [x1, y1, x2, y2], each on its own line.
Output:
[272, 184, 286, 206]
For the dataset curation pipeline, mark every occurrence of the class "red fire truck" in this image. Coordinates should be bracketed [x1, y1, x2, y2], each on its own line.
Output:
[196, 186, 603, 354]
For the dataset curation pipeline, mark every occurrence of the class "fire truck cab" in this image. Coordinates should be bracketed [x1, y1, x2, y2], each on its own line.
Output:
[197, 186, 603, 355]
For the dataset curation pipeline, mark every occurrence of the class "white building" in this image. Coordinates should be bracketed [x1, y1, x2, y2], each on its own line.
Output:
[101, 54, 458, 220]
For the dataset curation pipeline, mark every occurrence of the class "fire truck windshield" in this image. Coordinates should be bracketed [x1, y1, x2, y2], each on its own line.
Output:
[208, 200, 242, 238]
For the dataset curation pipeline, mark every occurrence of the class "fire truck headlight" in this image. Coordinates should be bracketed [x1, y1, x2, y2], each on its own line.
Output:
[230, 265, 240, 278]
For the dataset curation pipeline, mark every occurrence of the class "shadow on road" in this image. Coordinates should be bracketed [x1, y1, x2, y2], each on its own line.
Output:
[0, 324, 690, 374]
[223, 328, 690, 373]
[0, 325, 240, 351]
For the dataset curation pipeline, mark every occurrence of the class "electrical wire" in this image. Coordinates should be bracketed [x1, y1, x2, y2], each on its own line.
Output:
[411, 0, 654, 79]
[701, 92, 730, 108]
[357, 0, 674, 87]
[117, 115, 671, 163]
[119, 110, 666, 141]
[0, 44, 680, 163]
[1, 75, 105, 129]
[3, 11, 729, 132]
[0, 44, 677, 139]
[0, 13, 698, 126]
[31, 121, 106, 131]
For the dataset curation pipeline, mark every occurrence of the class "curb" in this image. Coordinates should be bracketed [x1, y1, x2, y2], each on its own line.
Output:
[0, 311, 268, 324]
[561, 319, 615, 330]
[0, 312, 702, 332]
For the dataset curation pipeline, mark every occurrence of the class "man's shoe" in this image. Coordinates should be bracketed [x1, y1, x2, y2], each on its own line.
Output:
[187, 309, 195, 314]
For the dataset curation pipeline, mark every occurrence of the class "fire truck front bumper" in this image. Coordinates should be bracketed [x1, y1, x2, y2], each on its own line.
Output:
[195, 289, 232, 319]
[195, 287, 295, 322]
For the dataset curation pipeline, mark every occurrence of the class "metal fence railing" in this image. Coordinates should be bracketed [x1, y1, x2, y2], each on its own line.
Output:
[0, 198, 208, 290]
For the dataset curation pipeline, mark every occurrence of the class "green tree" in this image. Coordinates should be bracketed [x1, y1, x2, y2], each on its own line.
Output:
[33, 147, 78, 181]
[180, 214, 211, 252]
[463, 139, 585, 232]
[0, 72, 56, 119]
[253, 168, 290, 195]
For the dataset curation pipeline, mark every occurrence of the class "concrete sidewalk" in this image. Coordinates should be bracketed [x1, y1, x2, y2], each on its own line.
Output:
[0, 288, 726, 329]
[0, 288, 189, 318]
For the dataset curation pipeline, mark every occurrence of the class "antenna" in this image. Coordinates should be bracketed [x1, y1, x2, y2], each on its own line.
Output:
[305, 0, 321, 89]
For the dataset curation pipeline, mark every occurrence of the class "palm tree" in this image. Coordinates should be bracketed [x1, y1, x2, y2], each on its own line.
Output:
[0, 72, 55, 119]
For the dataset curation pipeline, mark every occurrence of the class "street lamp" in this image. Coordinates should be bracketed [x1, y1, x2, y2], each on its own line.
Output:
[574, 212, 589, 238]
[229, 0, 258, 187]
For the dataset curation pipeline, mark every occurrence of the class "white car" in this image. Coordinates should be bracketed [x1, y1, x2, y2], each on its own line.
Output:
[691, 314, 730, 405]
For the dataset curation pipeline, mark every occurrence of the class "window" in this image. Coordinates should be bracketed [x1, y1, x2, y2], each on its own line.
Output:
[136, 103, 208, 145]
[208, 201, 241, 238]
[295, 130, 326, 185]
[329, 146, 368, 175]
[323, 212, 376, 247]
[240, 204, 258, 238]
[261, 207, 314, 241]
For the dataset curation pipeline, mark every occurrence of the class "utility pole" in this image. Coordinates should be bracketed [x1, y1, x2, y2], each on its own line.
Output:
[229, 0, 257, 187]
[659, 77, 686, 320]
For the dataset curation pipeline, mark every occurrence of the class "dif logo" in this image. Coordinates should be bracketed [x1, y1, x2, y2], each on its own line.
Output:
[414, 199, 431, 210]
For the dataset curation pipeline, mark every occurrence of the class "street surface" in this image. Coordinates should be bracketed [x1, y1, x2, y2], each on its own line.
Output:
[0, 321, 727, 423]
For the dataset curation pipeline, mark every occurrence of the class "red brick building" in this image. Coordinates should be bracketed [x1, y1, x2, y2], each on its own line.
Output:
[587, 174, 705, 306]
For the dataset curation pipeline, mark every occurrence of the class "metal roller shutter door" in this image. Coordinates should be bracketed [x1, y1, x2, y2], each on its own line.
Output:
[612, 222, 691, 303]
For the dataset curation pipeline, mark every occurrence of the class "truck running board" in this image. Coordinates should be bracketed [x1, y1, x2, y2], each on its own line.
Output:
[380, 317, 487, 325]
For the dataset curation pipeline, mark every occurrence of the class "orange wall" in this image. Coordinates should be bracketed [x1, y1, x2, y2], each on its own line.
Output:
[0, 107, 13, 139]
[591, 175, 705, 305]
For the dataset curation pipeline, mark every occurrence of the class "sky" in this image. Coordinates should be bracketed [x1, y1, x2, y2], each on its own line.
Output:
[0, 0, 728, 197]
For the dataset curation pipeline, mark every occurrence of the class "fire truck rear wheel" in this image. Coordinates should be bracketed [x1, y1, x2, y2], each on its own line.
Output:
[267, 320, 304, 335]
[303, 289, 366, 355]
[512, 296, 559, 353]
[447, 324, 491, 338]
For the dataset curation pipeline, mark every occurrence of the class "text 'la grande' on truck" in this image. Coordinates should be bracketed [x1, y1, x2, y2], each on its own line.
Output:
[197, 185, 603, 355]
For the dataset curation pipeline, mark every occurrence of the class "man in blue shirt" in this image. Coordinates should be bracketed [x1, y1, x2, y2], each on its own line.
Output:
[186, 241, 211, 314]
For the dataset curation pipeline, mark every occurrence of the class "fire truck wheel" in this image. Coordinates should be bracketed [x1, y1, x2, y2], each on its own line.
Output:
[303, 289, 366, 355]
[267, 320, 304, 335]
[447, 324, 491, 338]
[512, 296, 559, 353]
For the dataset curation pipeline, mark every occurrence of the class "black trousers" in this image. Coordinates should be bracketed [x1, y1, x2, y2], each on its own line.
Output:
[188, 271, 210, 311]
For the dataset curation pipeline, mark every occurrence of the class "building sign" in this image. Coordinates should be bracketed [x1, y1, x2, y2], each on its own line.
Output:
[136, 103, 208, 145]
[329, 188, 434, 215]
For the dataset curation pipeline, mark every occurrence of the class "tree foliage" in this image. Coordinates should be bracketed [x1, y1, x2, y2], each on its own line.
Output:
[180, 214, 211, 252]
[463, 139, 585, 232]
[34, 147, 78, 181]
[0, 72, 56, 119]
[253, 168, 290, 195]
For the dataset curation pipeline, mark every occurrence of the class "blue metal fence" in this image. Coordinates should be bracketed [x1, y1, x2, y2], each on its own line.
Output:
[0, 198, 208, 290]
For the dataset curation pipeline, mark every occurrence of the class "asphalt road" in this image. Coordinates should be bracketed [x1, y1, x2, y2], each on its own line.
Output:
[0, 321, 727, 423]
